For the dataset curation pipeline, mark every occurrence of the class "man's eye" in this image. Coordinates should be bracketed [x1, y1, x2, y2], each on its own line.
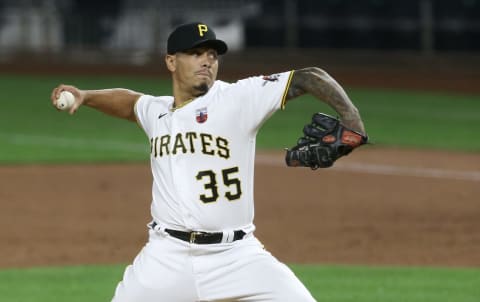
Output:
[186, 50, 200, 56]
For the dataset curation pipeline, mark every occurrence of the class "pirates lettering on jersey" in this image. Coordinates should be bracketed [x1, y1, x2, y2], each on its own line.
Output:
[150, 132, 230, 159]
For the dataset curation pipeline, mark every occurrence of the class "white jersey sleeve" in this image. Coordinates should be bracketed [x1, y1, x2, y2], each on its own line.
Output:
[226, 71, 294, 133]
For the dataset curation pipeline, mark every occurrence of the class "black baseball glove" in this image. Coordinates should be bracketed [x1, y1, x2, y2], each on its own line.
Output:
[285, 113, 368, 169]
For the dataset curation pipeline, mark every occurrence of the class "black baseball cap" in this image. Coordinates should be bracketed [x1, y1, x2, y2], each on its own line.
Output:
[167, 22, 228, 55]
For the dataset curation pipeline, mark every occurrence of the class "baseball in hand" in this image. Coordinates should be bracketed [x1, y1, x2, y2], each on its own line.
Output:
[56, 91, 75, 111]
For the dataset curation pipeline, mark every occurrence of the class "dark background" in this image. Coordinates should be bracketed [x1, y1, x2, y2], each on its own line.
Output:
[1, 0, 479, 56]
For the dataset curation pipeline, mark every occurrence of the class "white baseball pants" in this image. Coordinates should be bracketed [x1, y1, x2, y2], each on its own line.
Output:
[112, 229, 317, 302]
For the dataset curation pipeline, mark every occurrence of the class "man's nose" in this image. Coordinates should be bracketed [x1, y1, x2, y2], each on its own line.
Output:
[200, 53, 212, 67]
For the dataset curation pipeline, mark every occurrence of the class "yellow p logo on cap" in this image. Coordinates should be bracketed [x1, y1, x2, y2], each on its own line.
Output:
[198, 24, 208, 37]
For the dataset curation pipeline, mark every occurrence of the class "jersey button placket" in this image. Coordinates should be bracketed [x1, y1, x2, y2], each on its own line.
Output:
[170, 111, 195, 228]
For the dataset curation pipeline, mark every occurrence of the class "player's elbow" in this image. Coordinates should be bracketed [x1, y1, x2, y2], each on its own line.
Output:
[292, 67, 335, 92]
[298, 67, 331, 82]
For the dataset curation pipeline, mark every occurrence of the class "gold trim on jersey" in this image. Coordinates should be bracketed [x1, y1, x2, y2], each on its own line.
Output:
[171, 98, 195, 112]
[280, 70, 295, 110]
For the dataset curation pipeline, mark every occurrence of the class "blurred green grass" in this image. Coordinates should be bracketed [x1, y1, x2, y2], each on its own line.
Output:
[0, 264, 478, 302]
[1, 74, 479, 164]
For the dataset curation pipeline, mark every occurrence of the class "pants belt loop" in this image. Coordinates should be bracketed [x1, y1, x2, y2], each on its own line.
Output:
[221, 230, 235, 243]
[149, 221, 165, 234]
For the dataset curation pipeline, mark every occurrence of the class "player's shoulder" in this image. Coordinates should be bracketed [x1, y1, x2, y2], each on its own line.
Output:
[211, 80, 231, 90]
[208, 71, 293, 99]
[212, 75, 261, 92]
[227, 71, 292, 88]
[210, 73, 289, 98]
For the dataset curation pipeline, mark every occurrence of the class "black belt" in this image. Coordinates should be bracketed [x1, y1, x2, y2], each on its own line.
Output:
[151, 222, 246, 244]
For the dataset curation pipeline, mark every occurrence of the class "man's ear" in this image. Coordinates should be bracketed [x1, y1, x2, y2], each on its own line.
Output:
[165, 54, 176, 72]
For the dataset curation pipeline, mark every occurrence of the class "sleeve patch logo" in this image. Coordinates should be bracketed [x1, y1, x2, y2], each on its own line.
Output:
[262, 74, 280, 86]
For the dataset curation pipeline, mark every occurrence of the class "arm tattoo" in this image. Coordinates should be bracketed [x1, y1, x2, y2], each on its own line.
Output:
[286, 67, 365, 133]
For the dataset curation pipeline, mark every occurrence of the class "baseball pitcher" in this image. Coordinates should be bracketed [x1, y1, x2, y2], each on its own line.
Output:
[51, 22, 367, 302]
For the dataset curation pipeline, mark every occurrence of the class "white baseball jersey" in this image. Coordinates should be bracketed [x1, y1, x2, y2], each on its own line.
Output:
[134, 71, 294, 233]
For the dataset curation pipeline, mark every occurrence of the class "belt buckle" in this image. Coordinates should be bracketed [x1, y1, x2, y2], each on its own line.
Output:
[189, 231, 202, 244]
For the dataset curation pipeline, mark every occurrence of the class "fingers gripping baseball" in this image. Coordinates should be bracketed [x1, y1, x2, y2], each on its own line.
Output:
[285, 113, 368, 169]
[51, 84, 84, 115]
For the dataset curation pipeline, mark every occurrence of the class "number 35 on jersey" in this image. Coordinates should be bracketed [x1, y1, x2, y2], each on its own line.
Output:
[196, 167, 242, 204]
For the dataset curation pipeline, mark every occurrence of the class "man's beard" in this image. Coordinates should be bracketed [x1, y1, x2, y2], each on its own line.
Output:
[193, 82, 209, 96]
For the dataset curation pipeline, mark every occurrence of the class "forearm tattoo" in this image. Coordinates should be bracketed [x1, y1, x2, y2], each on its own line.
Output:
[286, 67, 365, 133]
